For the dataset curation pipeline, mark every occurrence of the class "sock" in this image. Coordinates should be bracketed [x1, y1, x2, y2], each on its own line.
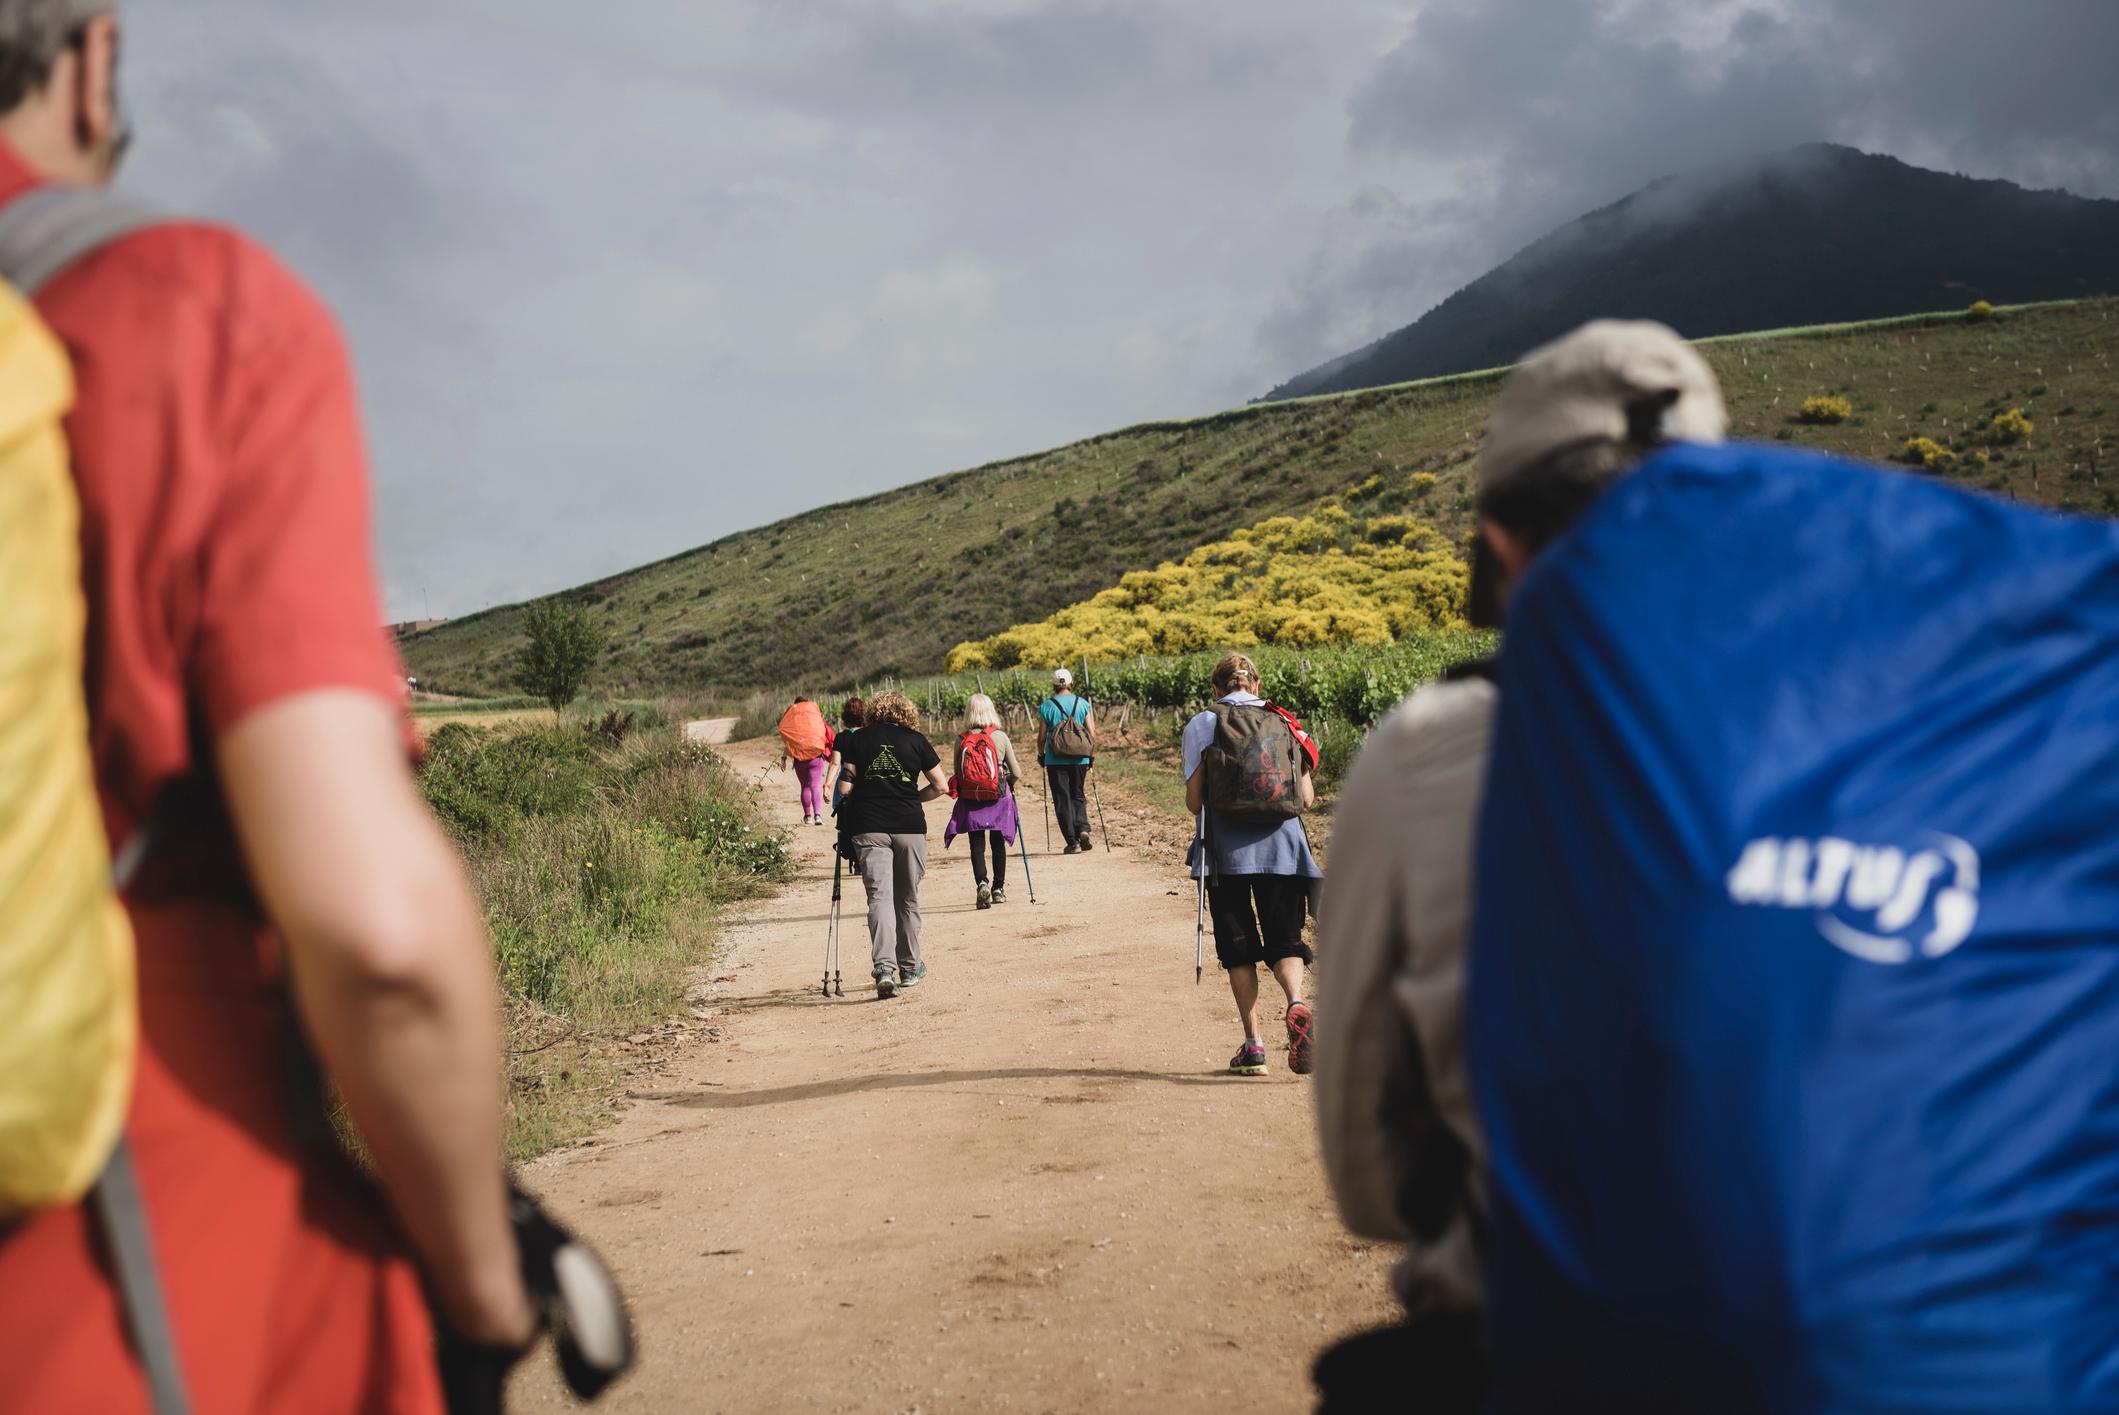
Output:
[1288, 998, 1306, 1010]
[1245, 1035, 1263, 1046]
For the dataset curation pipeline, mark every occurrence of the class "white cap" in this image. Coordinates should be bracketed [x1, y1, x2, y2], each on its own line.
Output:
[1480, 320, 1727, 493]
[1052, 667, 1073, 687]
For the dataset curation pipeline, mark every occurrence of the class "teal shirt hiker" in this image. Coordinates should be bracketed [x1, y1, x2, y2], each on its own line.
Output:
[1039, 693, 1093, 767]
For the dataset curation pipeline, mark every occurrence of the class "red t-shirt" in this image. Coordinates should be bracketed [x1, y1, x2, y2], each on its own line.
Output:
[0, 147, 442, 1414]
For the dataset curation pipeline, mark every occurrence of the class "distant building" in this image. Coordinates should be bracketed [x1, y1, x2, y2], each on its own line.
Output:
[389, 618, 449, 639]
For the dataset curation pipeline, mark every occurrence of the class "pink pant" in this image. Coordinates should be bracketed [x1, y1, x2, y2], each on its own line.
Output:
[795, 755, 830, 815]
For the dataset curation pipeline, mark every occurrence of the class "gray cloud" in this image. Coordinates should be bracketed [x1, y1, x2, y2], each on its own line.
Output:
[1266, 0, 2119, 379]
[109, 1, 2117, 617]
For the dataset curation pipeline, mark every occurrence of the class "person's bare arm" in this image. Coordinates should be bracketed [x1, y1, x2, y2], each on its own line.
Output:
[1186, 755, 1207, 814]
[217, 689, 533, 1347]
[1300, 763, 1317, 810]
[918, 764, 949, 803]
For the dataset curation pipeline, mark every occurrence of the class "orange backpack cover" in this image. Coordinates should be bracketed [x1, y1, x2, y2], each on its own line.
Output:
[778, 701, 829, 761]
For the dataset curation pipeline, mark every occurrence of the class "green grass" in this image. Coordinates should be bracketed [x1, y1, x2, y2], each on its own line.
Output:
[410, 695, 543, 717]
[404, 298, 2119, 698]
[417, 718, 792, 1157]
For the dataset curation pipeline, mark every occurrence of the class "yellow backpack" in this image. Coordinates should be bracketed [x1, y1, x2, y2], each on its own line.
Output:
[0, 272, 135, 1217]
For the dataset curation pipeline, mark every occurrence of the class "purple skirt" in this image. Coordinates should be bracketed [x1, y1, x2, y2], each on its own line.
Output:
[944, 793, 1020, 847]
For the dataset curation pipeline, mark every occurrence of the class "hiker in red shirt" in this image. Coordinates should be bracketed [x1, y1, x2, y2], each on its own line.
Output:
[0, 4, 534, 1410]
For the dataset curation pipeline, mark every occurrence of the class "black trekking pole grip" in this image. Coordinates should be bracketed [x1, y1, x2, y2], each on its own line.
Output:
[435, 1181, 635, 1414]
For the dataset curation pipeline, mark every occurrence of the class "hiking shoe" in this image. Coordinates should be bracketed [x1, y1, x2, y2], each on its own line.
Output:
[1063, 842, 1080, 855]
[990, 886, 1008, 905]
[899, 961, 927, 989]
[875, 973, 897, 999]
[1229, 1041, 1268, 1076]
[1077, 831, 1093, 852]
[977, 883, 993, 910]
[1286, 1002, 1315, 1076]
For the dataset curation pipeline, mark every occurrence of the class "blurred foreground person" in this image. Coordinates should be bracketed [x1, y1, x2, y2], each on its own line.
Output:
[835, 689, 946, 997]
[1183, 651, 1320, 1076]
[1468, 328, 2119, 1409]
[0, 3, 532, 1409]
[1313, 320, 1727, 1412]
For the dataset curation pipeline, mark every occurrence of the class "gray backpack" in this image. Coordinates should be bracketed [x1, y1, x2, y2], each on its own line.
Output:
[1046, 696, 1095, 758]
[1202, 702, 1304, 823]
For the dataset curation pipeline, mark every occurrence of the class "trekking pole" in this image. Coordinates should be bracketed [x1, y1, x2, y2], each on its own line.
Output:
[824, 845, 841, 998]
[1194, 876, 1205, 986]
[1006, 778, 1038, 904]
[1090, 773, 1112, 853]
[1193, 808, 1206, 985]
[1043, 787, 1053, 855]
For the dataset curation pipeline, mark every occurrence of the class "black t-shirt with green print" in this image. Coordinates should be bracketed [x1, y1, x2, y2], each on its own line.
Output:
[839, 722, 941, 836]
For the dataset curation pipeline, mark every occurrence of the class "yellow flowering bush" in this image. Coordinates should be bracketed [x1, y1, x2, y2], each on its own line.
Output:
[1798, 395, 1853, 425]
[1989, 408, 2034, 444]
[947, 483, 1469, 672]
[1966, 300, 1995, 323]
[1901, 436, 1955, 470]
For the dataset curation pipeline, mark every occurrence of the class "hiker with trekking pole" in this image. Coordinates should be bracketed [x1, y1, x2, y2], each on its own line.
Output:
[1037, 668, 1096, 853]
[1183, 652, 1321, 1076]
[942, 693, 1029, 909]
[833, 690, 946, 998]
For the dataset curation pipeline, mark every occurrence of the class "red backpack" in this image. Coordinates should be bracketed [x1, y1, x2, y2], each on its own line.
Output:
[958, 729, 1003, 802]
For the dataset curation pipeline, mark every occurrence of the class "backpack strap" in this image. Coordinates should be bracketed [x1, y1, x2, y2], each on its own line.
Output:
[15, 189, 198, 1415]
[0, 184, 166, 295]
[89, 1141, 191, 1415]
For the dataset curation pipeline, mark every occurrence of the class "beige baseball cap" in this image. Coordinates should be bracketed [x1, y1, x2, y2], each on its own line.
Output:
[1051, 667, 1073, 687]
[1480, 320, 1727, 493]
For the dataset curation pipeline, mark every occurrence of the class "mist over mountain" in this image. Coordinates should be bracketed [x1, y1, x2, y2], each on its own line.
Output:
[1266, 144, 2119, 400]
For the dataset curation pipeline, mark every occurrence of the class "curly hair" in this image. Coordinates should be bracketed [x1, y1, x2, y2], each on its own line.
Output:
[866, 689, 920, 730]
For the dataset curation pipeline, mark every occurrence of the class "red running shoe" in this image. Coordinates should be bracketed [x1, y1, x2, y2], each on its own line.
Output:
[1286, 1001, 1315, 1075]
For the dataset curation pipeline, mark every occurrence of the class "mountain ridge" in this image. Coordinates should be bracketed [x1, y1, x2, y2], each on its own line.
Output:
[1266, 144, 2119, 400]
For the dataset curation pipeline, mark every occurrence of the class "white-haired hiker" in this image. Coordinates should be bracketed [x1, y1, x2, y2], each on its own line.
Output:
[834, 690, 946, 997]
[943, 693, 1026, 908]
[1037, 667, 1096, 852]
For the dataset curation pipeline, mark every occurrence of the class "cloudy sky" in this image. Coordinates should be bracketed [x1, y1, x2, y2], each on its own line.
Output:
[122, 0, 2118, 620]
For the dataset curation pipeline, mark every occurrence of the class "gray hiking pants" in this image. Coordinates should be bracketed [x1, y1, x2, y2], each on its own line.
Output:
[851, 832, 926, 979]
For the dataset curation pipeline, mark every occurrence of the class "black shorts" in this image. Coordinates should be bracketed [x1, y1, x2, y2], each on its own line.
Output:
[1206, 873, 1316, 970]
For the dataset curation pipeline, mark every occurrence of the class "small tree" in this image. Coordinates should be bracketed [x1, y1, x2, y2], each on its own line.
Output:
[514, 599, 607, 713]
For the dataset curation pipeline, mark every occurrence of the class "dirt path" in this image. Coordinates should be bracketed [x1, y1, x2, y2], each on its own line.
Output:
[685, 717, 736, 745]
[511, 734, 1392, 1413]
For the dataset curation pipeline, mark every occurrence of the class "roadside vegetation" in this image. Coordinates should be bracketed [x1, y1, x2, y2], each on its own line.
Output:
[416, 708, 791, 1157]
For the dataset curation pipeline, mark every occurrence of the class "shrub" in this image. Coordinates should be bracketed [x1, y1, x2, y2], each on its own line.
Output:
[1966, 300, 1995, 322]
[1901, 436, 1955, 470]
[417, 722, 790, 1154]
[1797, 395, 1853, 425]
[1989, 408, 2034, 445]
[944, 493, 1469, 672]
[515, 600, 608, 712]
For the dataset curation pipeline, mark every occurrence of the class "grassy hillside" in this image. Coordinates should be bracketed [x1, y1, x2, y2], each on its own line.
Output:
[404, 298, 2119, 696]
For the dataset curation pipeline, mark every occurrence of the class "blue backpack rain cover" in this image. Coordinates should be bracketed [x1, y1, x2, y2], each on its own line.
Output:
[1469, 441, 2119, 1413]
